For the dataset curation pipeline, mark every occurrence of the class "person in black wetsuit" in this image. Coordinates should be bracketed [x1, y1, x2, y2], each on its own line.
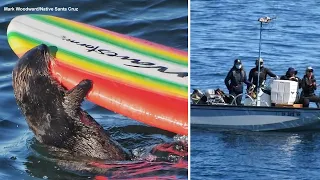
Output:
[300, 66, 320, 108]
[248, 58, 277, 90]
[280, 67, 301, 103]
[280, 67, 300, 83]
[225, 59, 252, 105]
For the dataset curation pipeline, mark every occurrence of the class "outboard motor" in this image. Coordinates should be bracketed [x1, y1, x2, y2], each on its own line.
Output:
[191, 89, 207, 104]
[205, 89, 225, 104]
[215, 88, 233, 104]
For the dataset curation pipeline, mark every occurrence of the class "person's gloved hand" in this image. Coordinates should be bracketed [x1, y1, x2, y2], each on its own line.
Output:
[289, 77, 298, 81]
[247, 84, 255, 93]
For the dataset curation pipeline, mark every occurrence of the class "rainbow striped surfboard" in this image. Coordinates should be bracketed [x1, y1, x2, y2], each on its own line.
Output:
[7, 15, 188, 135]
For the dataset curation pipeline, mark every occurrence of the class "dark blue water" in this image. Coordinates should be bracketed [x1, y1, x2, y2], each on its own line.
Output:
[0, 1, 187, 179]
[191, 0, 320, 179]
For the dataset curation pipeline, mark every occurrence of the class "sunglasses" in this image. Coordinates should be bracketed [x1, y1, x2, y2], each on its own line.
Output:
[307, 70, 313, 73]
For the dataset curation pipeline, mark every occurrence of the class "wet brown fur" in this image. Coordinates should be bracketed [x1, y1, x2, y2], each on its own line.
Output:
[12, 44, 131, 161]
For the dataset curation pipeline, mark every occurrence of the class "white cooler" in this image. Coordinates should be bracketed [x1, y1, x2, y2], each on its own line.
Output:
[271, 80, 298, 105]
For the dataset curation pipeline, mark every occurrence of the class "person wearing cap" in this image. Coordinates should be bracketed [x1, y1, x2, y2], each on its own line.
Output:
[280, 67, 301, 103]
[300, 66, 320, 108]
[280, 67, 300, 83]
[248, 58, 277, 90]
[224, 59, 252, 105]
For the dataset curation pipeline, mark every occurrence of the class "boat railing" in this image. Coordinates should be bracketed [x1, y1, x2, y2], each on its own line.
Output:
[231, 93, 254, 106]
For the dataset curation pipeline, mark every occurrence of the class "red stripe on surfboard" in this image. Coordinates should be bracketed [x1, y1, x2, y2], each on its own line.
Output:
[50, 60, 188, 135]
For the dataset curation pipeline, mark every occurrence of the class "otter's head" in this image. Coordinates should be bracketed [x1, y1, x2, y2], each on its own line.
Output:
[12, 44, 53, 104]
[16, 44, 51, 73]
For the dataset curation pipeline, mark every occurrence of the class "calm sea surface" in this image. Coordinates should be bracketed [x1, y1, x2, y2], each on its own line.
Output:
[191, 0, 320, 179]
[0, 1, 187, 179]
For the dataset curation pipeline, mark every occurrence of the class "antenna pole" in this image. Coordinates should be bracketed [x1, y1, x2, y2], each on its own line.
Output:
[256, 16, 273, 106]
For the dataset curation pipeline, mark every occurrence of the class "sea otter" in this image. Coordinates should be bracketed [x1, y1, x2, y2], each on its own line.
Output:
[12, 44, 131, 161]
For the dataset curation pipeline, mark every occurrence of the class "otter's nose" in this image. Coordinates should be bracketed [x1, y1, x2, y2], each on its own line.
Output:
[37, 44, 49, 53]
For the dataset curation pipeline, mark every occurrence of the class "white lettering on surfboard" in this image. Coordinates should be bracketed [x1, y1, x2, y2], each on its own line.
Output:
[61, 36, 188, 78]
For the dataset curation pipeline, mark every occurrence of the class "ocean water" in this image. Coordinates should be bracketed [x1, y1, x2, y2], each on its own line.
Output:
[191, 0, 320, 179]
[0, 0, 188, 179]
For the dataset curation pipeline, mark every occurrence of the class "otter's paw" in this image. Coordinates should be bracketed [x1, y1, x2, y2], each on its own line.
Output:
[64, 79, 93, 111]
[79, 79, 93, 89]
